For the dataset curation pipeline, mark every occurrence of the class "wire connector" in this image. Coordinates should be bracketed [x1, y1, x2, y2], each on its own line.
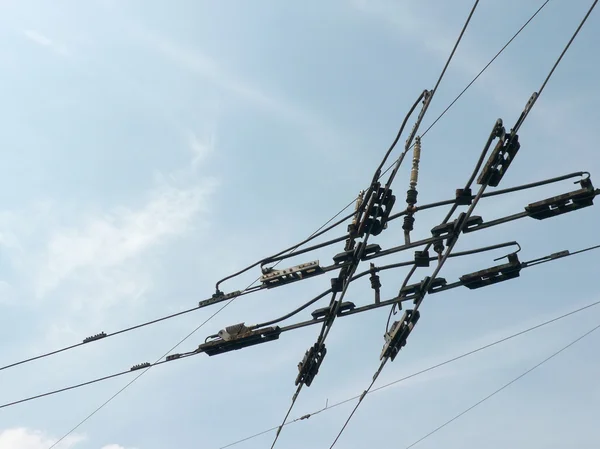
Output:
[260, 261, 323, 288]
[460, 253, 522, 289]
[525, 183, 598, 220]
[296, 342, 327, 387]
[380, 309, 420, 361]
[199, 290, 241, 308]
[198, 326, 281, 356]
[477, 120, 520, 187]
[83, 332, 106, 344]
[455, 188, 473, 205]
[414, 250, 430, 267]
[311, 302, 355, 320]
[369, 263, 381, 304]
[130, 362, 151, 371]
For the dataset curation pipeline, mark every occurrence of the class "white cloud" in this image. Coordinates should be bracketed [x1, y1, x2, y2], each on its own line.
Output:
[23, 29, 69, 56]
[0, 428, 84, 449]
[33, 180, 214, 299]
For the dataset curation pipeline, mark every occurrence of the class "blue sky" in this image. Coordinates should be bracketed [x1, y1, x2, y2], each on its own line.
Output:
[0, 1, 599, 448]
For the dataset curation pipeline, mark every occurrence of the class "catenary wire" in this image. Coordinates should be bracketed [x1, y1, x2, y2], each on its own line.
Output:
[379, 0, 552, 180]
[1, 165, 582, 376]
[331, 2, 598, 444]
[1, 242, 597, 412]
[45, 195, 361, 449]
[270, 3, 482, 447]
[218, 297, 600, 448]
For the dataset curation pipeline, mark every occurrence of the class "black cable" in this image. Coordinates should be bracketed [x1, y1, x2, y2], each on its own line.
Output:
[46, 202, 366, 448]
[512, 0, 598, 135]
[215, 204, 356, 293]
[388, 171, 588, 222]
[405, 321, 600, 449]
[387, 121, 501, 329]
[268, 88, 439, 449]
[379, 0, 552, 180]
[331, 3, 598, 441]
[2, 164, 573, 375]
[218, 296, 600, 448]
[2, 242, 597, 414]
[255, 240, 520, 329]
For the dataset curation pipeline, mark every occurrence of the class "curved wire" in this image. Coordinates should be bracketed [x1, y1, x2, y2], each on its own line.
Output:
[3, 242, 598, 414]
[333, 0, 598, 442]
[215, 204, 356, 293]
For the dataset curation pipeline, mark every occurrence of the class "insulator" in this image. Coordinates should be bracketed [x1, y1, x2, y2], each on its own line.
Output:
[410, 137, 421, 188]
[402, 215, 415, 232]
[406, 189, 418, 205]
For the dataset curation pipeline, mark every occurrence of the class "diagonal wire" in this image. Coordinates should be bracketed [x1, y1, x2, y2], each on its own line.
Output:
[404, 321, 600, 448]
[331, 1, 598, 444]
[379, 0, 552, 179]
[273, 3, 482, 447]
[218, 296, 600, 448]
[46, 199, 357, 449]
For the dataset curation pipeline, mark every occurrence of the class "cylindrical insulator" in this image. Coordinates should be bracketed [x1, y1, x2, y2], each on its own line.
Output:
[409, 137, 421, 188]
[403, 215, 415, 232]
[370, 273, 381, 290]
[406, 189, 418, 205]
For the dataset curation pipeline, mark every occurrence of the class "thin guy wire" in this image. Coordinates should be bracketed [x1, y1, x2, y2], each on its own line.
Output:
[331, 2, 599, 439]
[218, 296, 600, 448]
[273, 1, 481, 446]
[379, 0, 552, 179]
[47, 200, 357, 449]
[404, 322, 600, 448]
[3, 242, 597, 413]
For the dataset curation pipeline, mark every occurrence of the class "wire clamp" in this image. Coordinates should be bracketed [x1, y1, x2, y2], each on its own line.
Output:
[295, 342, 327, 387]
[380, 309, 420, 361]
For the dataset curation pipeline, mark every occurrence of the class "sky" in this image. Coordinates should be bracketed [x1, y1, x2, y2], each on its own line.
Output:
[0, 0, 599, 448]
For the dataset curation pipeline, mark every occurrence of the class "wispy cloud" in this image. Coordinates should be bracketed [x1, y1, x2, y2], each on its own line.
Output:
[0, 130, 218, 335]
[22, 29, 69, 56]
[34, 180, 214, 299]
[127, 26, 348, 150]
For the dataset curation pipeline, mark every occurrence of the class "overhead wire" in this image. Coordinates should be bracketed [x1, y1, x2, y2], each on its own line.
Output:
[1, 166, 584, 376]
[269, 2, 482, 447]
[1, 242, 597, 413]
[379, 0, 552, 180]
[44, 194, 361, 449]
[404, 321, 600, 449]
[329, 1, 599, 445]
[218, 296, 600, 448]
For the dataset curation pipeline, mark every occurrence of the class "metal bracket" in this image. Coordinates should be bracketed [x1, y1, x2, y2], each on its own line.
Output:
[199, 290, 241, 308]
[477, 119, 521, 187]
[400, 276, 447, 298]
[460, 254, 522, 289]
[414, 250, 430, 267]
[259, 261, 324, 288]
[525, 186, 598, 220]
[380, 309, 420, 361]
[311, 302, 356, 320]
[198, 326, 281, 356]
[83, 332, 106, 344]
[455, 187, 473, 206]
[295, 342, 327, 387]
